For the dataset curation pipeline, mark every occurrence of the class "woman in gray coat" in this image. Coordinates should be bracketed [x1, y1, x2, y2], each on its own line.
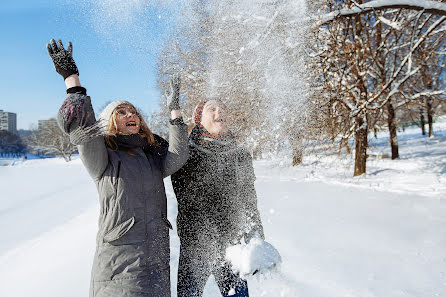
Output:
[47, 39, 188, 297]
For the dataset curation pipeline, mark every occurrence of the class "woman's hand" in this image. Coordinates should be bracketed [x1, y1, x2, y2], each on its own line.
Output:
[165, 74, 182, 119]
[47, 39, 79, 80]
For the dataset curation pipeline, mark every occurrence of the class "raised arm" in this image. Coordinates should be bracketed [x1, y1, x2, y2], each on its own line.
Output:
[160, 74, 189, 178]
[48, 39, 108, 180]
[166, 73, 182, 121]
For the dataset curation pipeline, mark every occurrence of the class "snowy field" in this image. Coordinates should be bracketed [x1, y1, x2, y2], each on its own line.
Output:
[0, 121, 445, 297]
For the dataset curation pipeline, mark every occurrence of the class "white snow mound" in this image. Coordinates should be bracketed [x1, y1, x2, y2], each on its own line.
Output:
[225, 237, 282, 277]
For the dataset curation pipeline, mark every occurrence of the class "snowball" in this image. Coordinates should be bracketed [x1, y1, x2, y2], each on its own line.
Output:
[225, 238, 282, 278]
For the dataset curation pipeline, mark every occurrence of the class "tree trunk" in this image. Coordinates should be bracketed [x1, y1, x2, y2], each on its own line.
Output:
[252, 144, 262, 160]
[426, 97, 434, 137]
[386, 100, 399, 159]
[60, 150, 70, 162]
[292, 148, 303, 166]
[354, 116, 368, 176]
[292, 137, 303, 166]
[420, 109, 426, 136]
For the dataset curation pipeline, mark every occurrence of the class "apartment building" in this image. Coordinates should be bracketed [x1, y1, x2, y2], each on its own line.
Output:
[0, 110, 17, 134]
[38, 119, 58, 130]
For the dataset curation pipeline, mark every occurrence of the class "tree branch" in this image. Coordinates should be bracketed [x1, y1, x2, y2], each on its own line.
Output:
[318, 0, 446, 26]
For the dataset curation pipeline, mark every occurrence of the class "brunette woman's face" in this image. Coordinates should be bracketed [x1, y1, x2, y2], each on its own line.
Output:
[200, 100, 229, 136]
[115, 104, 141, 135]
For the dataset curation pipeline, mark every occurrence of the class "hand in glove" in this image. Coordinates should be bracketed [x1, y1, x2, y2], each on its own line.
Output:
[164, 74, 181, 111]
[47, 39, 79, 80]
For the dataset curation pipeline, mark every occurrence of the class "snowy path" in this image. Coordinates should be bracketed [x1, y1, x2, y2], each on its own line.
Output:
[0, 158, 445, 297]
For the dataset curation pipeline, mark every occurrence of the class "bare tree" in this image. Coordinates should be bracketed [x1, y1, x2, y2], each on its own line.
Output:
[27, 119, 77, 162]
[310, 2, 374, 175]
[310, 0, 446, 175]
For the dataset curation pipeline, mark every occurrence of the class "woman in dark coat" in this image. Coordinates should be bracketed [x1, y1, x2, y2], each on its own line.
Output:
[47, 39, 188, 297]
[171, 99, 264, 297]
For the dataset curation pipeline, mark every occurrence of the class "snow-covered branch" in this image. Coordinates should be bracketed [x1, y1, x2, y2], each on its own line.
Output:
[359, 15, 446, 112]
[318, 0, 446, 26]
[397, 90, 446, 107]
[378, 15, 402, 30]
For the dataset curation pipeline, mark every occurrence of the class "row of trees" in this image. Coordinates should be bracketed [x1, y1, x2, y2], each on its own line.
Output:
[0, 130, 27, 157]
[308, 0, 446, 175]
[152, 0, 446, 176]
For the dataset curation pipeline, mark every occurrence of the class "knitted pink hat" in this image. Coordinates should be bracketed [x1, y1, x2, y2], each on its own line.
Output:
[193, 99, 209, 125]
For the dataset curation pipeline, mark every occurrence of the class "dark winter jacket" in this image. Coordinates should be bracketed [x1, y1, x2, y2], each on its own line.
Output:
[171, 127, 264, 259]
[58, 93, 188, 297]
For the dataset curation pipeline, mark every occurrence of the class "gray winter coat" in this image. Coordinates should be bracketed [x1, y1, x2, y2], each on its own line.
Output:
[58, 93, 188, 297]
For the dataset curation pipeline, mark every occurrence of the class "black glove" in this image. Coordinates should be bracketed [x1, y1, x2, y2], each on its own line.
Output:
[47, 39, 79, 80]
[164, 73, 181, 111]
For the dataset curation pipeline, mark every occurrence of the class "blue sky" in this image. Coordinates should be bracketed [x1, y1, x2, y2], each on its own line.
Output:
[0, 0, 179, 129]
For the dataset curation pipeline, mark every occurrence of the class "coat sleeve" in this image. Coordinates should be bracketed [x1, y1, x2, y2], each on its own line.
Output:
[242, 185, 265, 240]
[160, 122, 189, 178]
[238, 151, 265, 240]
[57, 93, 108, 181]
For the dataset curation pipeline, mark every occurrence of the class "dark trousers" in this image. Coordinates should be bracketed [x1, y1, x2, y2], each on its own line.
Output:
[177, 245, 249, 297]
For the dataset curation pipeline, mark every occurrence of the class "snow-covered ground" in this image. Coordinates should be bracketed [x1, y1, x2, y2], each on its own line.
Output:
[0, 121, 445, 297]
[267, 118, 446, 199]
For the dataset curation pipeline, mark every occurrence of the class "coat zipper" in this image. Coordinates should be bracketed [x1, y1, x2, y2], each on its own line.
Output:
[114, 160, 121, 196]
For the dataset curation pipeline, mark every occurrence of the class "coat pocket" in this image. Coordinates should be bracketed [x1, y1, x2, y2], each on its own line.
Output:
[103, 216, 135, 243]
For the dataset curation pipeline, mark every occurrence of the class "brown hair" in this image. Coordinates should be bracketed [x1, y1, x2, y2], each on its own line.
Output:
[104, 104, 156, 151]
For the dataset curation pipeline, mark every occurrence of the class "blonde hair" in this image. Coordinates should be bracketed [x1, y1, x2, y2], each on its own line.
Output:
[104, 104, 156, 151]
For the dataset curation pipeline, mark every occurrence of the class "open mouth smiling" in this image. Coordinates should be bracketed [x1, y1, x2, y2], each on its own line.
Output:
[126, 121, 137, 126]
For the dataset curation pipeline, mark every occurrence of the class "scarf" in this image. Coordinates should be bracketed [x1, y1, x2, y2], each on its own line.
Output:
[116, 134, 148, 149]
[189, 125, 237, 155]
[115, 134, 168, 166]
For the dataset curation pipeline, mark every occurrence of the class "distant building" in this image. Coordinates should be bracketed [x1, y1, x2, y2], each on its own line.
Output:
[0, 110, 17, 134]
[38, 119, 58, 130]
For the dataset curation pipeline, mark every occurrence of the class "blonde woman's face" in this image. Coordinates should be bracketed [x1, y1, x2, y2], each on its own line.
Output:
[114, 104, 141, 135]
